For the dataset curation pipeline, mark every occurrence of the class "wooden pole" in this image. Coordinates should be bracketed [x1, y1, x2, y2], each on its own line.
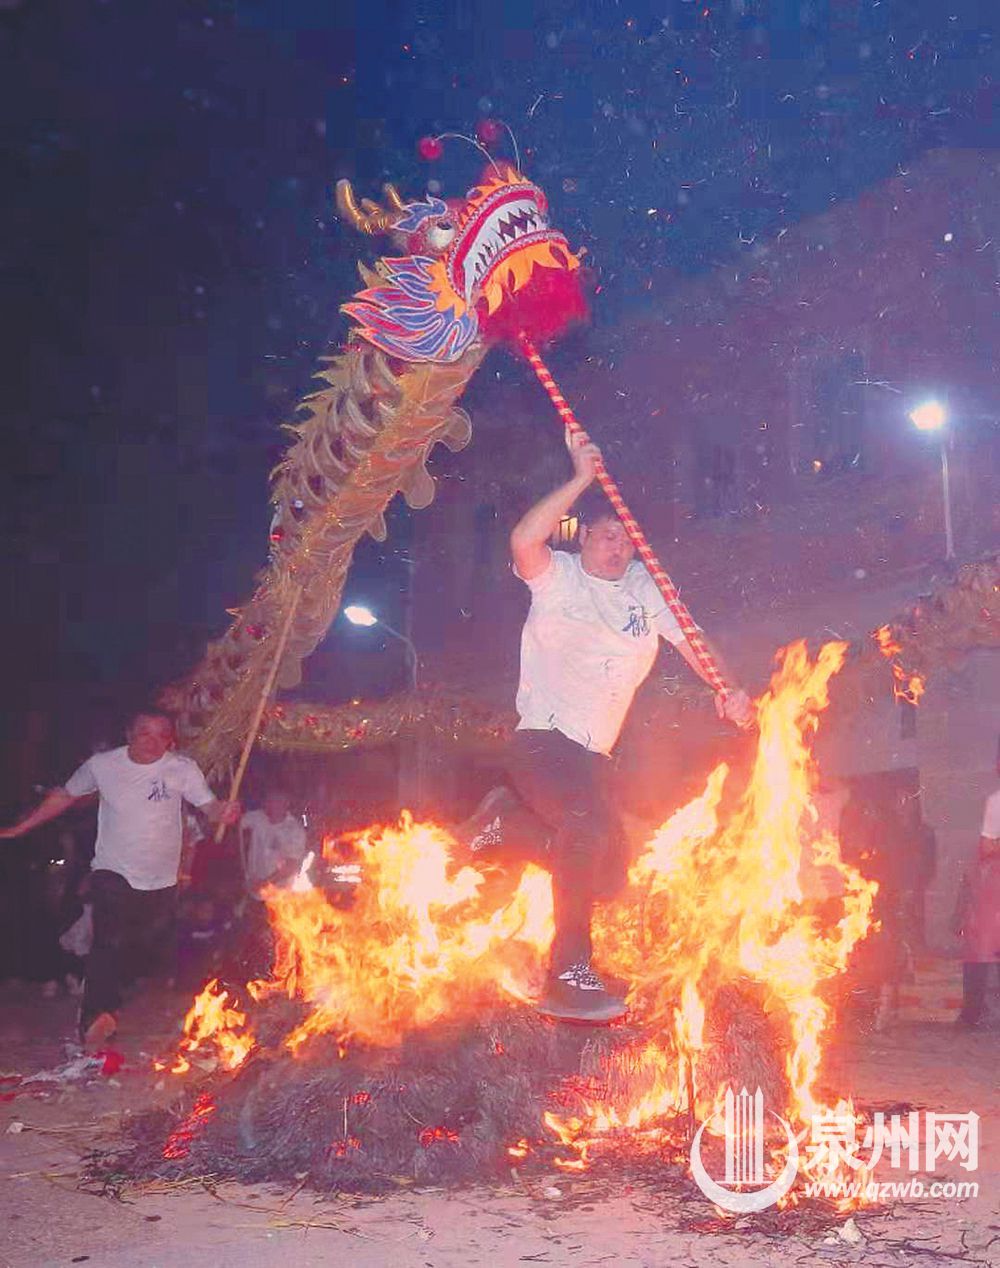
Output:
[214, 584, 304, 843]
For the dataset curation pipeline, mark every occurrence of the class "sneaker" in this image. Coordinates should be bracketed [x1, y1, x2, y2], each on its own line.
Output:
[453, 786, 552, 861]
[536, 962, 627, 1024]
[454, 786, 518, 853]
[81, 1011, 118, 1051]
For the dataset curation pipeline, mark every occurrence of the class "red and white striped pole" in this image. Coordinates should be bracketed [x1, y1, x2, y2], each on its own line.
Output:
[519, 333, 731, 699]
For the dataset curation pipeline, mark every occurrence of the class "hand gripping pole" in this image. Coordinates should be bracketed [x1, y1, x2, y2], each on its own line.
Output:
[519, 334, 731, 699]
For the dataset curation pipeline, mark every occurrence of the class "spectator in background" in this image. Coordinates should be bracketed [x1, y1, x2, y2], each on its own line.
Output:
[840, 785, 909, 1030]
[240, 790, 307, 900]
[237, 790, 307, 975]
[954, 747, 1000, 1028]
[898, 793, 936, 952]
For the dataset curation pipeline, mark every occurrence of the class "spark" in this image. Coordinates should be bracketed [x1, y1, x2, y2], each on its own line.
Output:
[851, 379, 902, 394]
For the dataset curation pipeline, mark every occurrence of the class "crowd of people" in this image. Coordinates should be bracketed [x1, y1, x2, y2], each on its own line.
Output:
[0, 428, 995, 1041]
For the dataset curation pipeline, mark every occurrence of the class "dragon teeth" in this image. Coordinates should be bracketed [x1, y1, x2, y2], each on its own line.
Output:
[465, 197, 549, 291]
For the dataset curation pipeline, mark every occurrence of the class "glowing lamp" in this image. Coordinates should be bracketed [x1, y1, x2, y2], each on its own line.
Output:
[908, 400, 946, 432]
[344, 603, 419, 689]
[344, 604, 378, 627]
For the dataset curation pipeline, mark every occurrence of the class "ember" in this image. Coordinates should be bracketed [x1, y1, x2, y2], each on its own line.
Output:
[419, 1126, 461, 1147]
[161, 1092, 217, 1161]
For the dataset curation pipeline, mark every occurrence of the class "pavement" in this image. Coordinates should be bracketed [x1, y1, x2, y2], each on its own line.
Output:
[1, 981, 998, 1268]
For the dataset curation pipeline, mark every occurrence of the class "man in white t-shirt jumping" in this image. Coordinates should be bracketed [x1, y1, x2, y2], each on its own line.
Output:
[466, 429, 753, 1023]
[0, 709, 239, 1048]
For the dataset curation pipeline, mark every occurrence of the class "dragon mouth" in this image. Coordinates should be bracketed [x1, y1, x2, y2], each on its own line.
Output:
[450, 189, 562, 303]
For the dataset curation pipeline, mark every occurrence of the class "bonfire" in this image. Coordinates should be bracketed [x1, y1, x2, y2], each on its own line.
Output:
[104, 641, 884, 1211]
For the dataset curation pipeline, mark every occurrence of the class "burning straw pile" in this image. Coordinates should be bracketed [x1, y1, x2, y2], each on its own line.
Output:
[97, 641, 880, 1201]
[104, 989, 786, 1192]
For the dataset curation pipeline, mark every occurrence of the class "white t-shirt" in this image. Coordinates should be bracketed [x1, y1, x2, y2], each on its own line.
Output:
[982, 788, 1000, 840]
[515, 549, 686, 756]
[64, 746, 216, 891]
[240, 809, 307, 898]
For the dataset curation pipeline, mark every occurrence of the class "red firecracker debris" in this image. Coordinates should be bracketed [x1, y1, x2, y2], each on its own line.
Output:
[96, 1050, 125, 1077]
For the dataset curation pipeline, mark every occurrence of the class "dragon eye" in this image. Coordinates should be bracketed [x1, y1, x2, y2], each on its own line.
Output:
[426, 220, 457, 250]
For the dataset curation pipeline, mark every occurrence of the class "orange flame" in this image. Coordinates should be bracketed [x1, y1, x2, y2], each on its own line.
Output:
[162, 641, 882, 1208]
[874, 624, 926, 705]
[549, 641, 879, 1198]
[156, 978, 255, 1074]
[247, 816, 553, 1053]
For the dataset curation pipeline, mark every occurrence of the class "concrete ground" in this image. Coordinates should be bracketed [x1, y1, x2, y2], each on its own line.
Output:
[1, 983, 997, 1268]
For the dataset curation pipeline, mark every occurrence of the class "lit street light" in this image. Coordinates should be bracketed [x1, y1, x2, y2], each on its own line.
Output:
[907, 399, 954, 563]
[344, 603, 419, 689]
[908, 400, 947, 433]
[343, 604, 377, 627]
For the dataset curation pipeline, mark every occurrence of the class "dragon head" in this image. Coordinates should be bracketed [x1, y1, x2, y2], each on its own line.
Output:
[336, 163, 586, 363]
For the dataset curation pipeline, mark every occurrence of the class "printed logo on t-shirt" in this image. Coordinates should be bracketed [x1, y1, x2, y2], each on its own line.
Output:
[147, 778, 170, 802]
[622, 604, 651, 638]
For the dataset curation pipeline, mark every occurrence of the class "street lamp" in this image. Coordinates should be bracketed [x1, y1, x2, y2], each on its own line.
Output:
[344, 604, 419, 689]
[907, 400, 954, 563]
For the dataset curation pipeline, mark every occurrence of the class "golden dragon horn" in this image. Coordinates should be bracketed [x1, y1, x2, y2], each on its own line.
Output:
[335, 179, 402, 235]
[383, 184, 407, 213]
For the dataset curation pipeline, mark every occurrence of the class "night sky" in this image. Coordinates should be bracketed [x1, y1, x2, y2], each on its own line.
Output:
[3, 0, 997, 765]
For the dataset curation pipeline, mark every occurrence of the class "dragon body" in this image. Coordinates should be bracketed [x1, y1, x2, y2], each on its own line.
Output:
[166, 163, 584, 775]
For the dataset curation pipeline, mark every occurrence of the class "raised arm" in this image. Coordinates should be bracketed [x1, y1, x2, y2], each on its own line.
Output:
[510, 429, 601, 581]
[0, 788, 79, 840]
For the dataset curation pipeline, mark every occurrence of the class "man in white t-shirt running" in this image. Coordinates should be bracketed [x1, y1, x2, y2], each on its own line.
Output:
[464, 430, 753, 1023]
[0, 709, 239, 1048]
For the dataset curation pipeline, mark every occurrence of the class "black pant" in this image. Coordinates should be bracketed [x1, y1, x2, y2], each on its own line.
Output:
[508, 729, 625, 975]
[82, 870, 177, 1029]
[960, 961, 1000, 1025]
